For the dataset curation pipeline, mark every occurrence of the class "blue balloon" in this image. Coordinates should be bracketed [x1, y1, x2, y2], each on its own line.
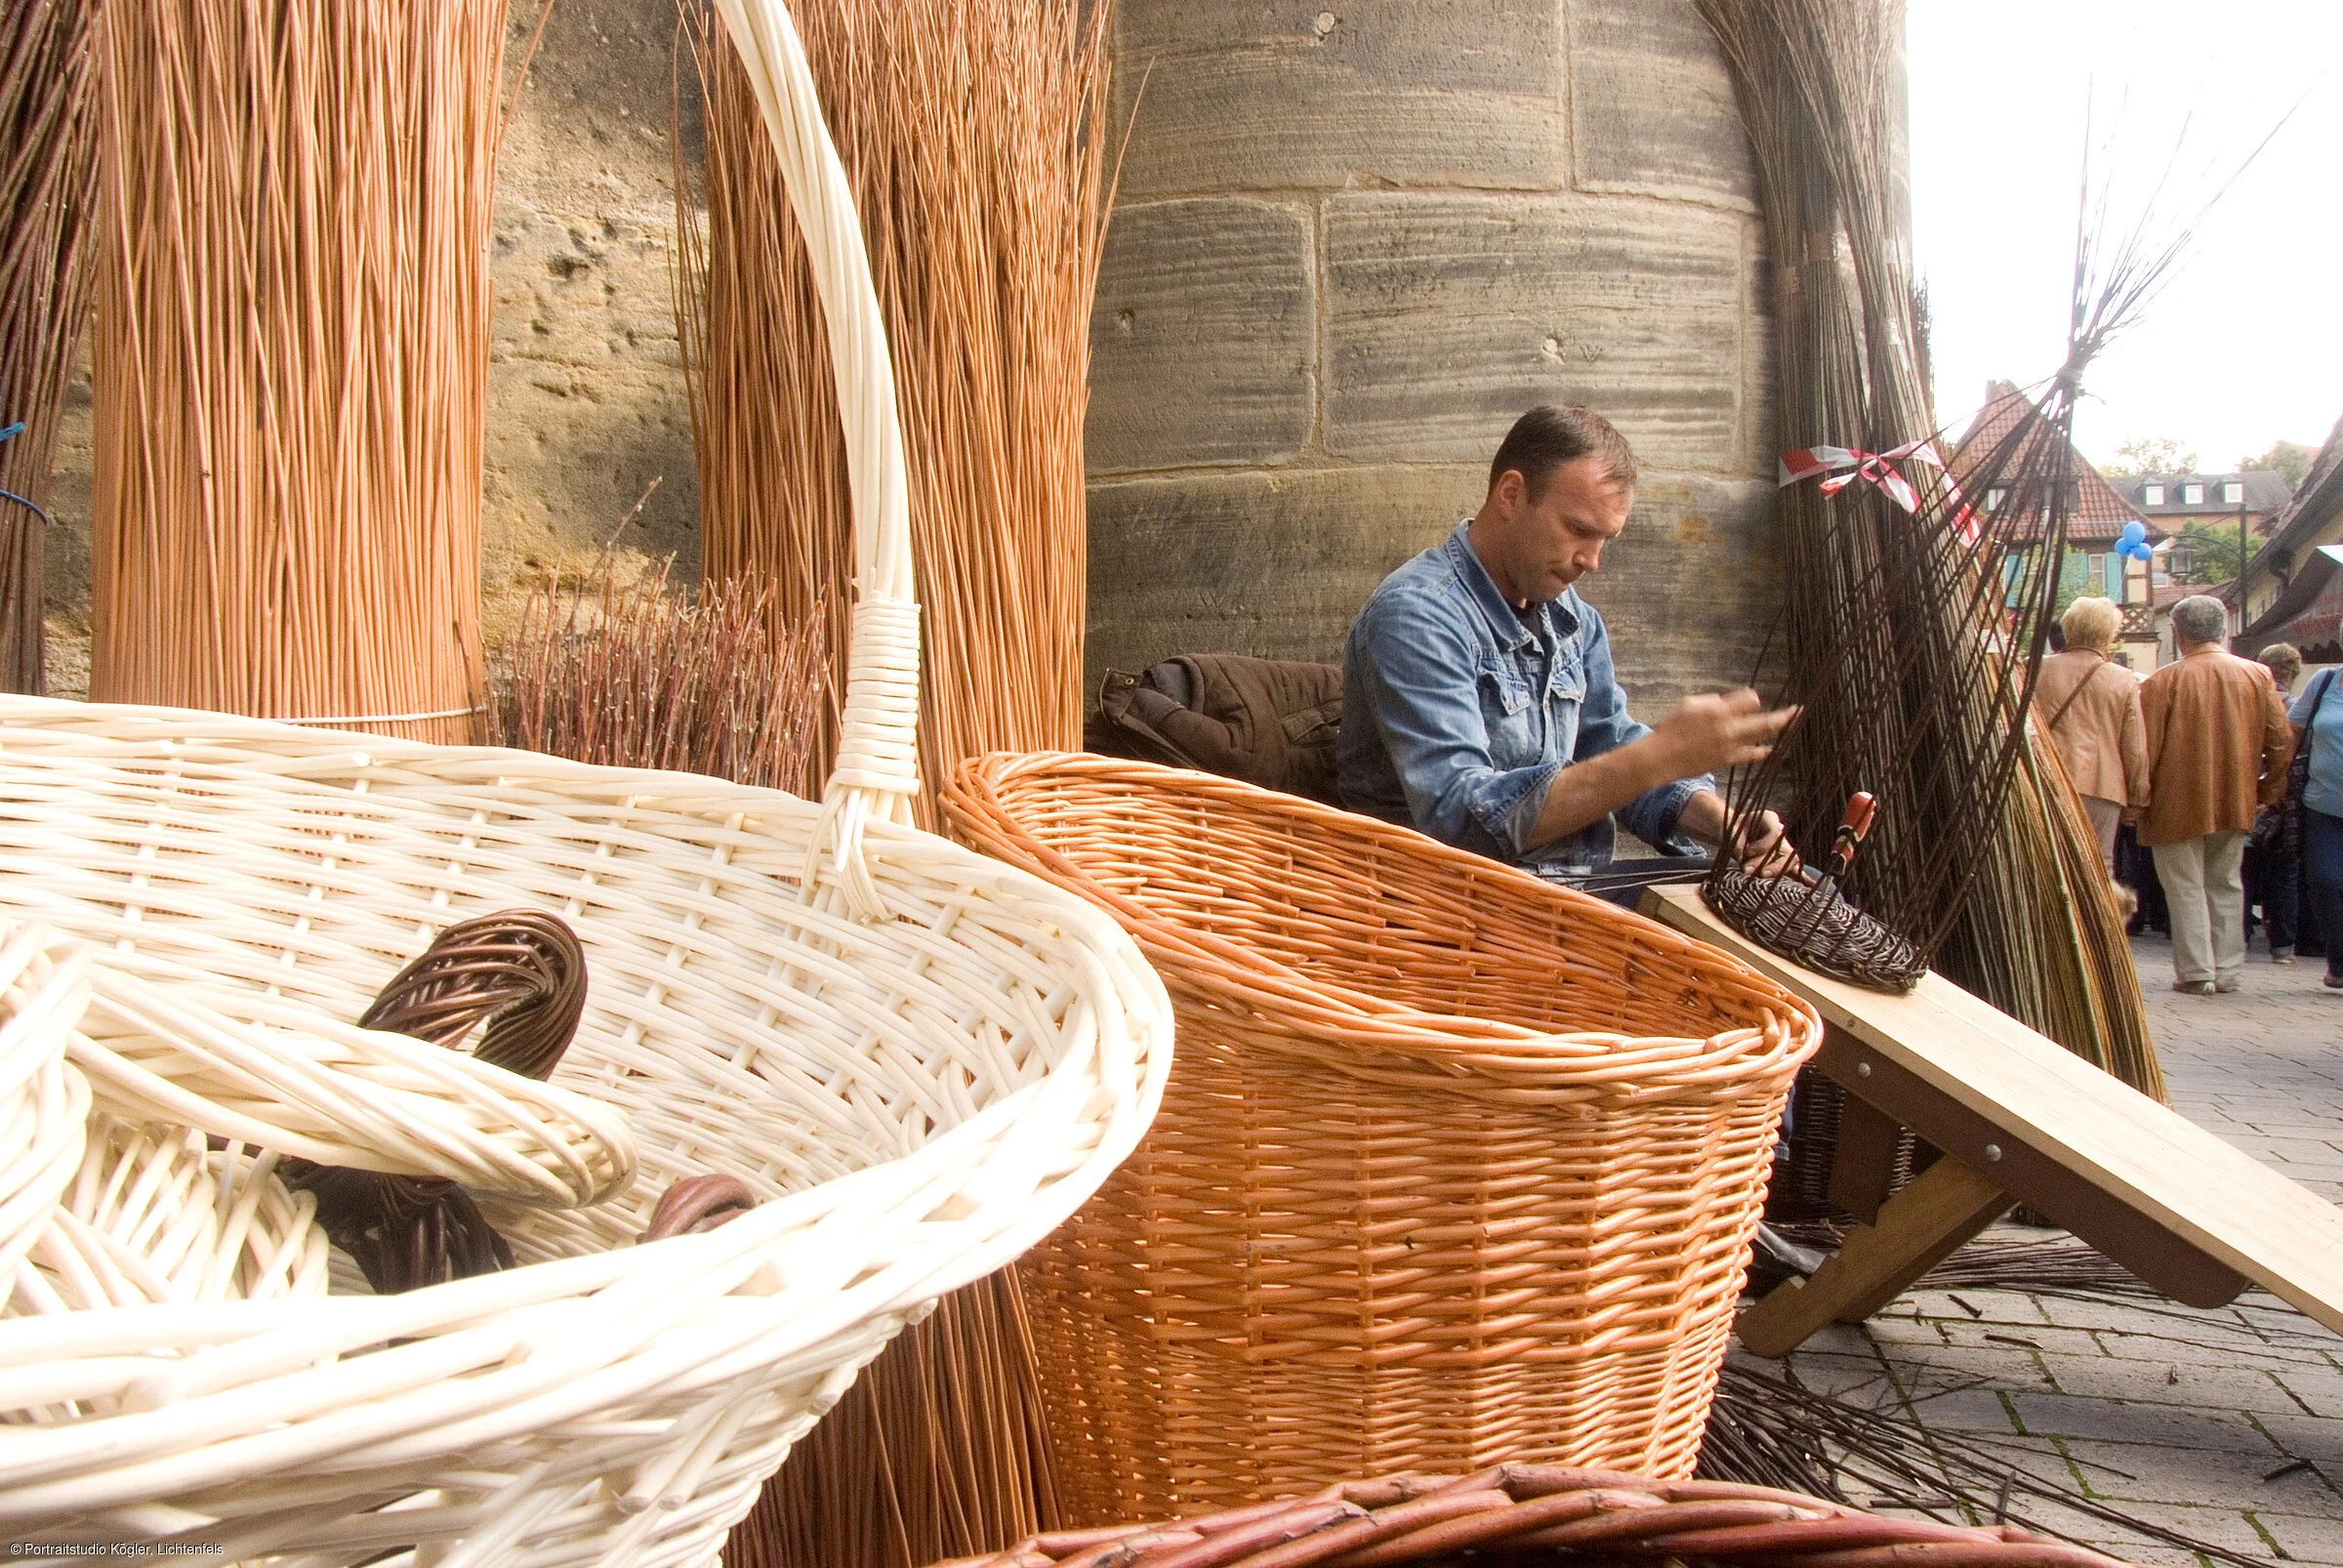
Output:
[2117, 519, 2148, 550]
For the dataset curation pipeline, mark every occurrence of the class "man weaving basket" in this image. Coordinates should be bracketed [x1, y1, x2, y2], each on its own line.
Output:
[1338, 403, 1801, 908]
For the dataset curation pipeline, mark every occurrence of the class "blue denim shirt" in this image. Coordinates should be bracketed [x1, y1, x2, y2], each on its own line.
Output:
[1337, 520, 1712, 876]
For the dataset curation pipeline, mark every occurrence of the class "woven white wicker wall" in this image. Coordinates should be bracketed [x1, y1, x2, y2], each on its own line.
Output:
[0, 0, 1172, 1558]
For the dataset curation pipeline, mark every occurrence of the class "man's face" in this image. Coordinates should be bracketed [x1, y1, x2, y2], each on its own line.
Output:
[1492, 455, 1633, 604]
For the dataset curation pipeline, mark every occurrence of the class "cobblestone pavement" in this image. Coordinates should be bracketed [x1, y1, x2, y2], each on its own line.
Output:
[1730, 934, 2343, 1564]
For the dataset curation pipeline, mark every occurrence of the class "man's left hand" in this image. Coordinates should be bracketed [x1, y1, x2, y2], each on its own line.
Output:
[1732, 809, 1799, 878]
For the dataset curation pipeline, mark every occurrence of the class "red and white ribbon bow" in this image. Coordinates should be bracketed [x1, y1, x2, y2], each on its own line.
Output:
[1778, 439, 1980, 541]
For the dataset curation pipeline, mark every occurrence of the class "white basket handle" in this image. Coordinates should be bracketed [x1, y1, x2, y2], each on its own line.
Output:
[714, 0, 920, 919]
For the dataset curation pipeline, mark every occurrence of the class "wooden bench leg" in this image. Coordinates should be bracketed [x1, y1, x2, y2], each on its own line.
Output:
[1826, 1091, 1905, 1226]
[1737, 1157, 2013, 1358]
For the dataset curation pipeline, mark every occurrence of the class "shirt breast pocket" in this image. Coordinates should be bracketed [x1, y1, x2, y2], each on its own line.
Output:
[1479, 661, 1541, 769]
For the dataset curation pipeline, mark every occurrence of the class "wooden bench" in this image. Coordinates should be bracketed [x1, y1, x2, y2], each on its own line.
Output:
[1641, 882, 2343, 1357]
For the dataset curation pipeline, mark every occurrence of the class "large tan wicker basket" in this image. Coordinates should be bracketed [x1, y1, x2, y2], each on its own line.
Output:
[0, 2, 1172, 1559]
[941, 754, 1822, 1523]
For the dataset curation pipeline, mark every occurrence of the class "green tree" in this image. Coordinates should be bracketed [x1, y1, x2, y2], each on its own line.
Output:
[2170, 521, 2243, 584]
[2102, 435, 2198, 476]
[2237, 438, 2314, 489]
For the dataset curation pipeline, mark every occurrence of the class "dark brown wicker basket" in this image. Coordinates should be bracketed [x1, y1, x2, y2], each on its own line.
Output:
[925, 1465, 2139, 1568]
[1704, 867, 1926, 994]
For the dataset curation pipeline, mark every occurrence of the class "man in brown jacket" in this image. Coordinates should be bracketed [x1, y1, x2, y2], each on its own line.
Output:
[2138, 596, 2295, 994]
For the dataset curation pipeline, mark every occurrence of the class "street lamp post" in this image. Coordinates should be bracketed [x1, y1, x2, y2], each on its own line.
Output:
[2237, 490, 2249, 640]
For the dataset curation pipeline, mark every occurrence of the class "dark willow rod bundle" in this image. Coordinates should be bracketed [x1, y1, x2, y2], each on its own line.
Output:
[1697, 0, 2160, 1092]
[0, 0, 98, 693]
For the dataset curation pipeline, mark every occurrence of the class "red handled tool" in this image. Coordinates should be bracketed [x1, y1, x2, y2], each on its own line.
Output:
[1814, 791, 1876, 898]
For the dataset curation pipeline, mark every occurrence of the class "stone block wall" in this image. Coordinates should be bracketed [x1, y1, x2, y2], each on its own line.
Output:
[1085, 0, 1782, 713]
[42, 0, 1784, 724]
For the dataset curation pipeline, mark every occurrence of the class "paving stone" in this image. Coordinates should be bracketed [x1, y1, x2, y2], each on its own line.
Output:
[2034, 1297, 2261, 1340]
[1087, 199, 1316, 474]
[1938, 1322, 2107, 1360]
[2050, 1435, 2295, 1506]
[1902, 1288, 2054, 1328]
[1775, 1348, 1898, 1402]
[2008, 1395, 2278, 1454]
[2034, 1351, 2309, 1416]
[1865, 1310, 1952, 1349]
[2255, 1508, 2343, 1565]
[2274, 1364, 2343, 1419]
[2095, 1500, 2299, 1562]
[2247, 1409, 2343, 1474]
[1904, 1383, 2028, 1436]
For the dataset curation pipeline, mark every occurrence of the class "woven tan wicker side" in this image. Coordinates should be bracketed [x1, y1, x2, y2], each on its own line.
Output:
[943, 752, 1824, 1521]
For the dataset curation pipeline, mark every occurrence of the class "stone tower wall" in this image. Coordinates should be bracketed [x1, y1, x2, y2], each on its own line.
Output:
[42, 1, 1782, 722]
[1083, 1, 1782, 712]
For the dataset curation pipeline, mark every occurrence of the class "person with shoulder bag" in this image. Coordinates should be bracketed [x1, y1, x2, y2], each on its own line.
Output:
[2288, 656, 2343, 991]
[2036, 598, 2149, 874]
[2246, 644, 2305, 962]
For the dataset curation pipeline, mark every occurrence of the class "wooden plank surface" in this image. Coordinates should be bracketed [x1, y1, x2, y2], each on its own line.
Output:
[1644, 883, 2343, 1339]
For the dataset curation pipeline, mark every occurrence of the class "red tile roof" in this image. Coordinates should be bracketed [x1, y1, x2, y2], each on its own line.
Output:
[1951, 383, 2150, 544]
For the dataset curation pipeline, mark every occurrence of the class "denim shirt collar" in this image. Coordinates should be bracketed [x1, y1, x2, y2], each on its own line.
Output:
[1440, 519, 1582, 656]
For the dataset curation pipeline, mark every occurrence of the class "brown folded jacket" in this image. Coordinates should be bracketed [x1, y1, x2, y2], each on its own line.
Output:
[2138, 646, 2294, 847]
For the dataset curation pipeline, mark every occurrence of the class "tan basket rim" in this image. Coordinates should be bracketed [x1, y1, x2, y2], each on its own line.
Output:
[942, 750, 1823, 1092]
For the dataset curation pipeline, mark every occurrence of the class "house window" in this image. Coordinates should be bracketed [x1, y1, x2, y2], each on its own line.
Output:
[1986, 486, 2008, 512]
[2221, 479, 2243, 505]
[2143, 483, 2164, 505]
[2087, 552, 2107, 589]
[2182, 481, 2204, 506]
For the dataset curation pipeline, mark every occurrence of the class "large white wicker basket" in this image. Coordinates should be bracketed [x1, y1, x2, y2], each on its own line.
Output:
[0, 2, 1172, 1561]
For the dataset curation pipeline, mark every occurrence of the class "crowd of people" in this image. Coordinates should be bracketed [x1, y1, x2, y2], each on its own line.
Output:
[2036, 593, 2336, 997]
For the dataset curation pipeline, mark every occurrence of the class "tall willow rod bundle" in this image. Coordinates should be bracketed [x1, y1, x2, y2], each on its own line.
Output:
[677, 0, 1110, 821]
[89, 1, 523, 744]
[0, 0, 97, 695]
[678, 9, 1110, 1563]
[1697, 0, 2159, 1091]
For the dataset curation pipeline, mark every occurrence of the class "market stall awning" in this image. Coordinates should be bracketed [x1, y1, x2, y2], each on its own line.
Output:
[2242, 544, 2343, 663]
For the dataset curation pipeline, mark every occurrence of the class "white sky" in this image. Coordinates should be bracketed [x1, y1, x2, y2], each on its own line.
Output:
[1909, 0, 2342, 475]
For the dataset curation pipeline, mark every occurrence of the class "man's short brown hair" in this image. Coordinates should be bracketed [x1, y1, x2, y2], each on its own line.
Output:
[1489, 404, 1638, 498]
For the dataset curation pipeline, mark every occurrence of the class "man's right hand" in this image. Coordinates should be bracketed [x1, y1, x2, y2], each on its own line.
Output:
[1652, 687, 1798, 777]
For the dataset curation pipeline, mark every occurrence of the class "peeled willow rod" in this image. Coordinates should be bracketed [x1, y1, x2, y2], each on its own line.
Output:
[90, 1, 523, 743]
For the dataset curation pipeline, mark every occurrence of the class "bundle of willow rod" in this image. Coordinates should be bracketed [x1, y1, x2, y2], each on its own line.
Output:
[89, 1, 526, 744]
[677, 0, 1109, 819]
[494, 559, 827, 796]
[1697, 0, 2158, 1092]
[0, 0, 97, 695]
[679, 6, 1110, 1563]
